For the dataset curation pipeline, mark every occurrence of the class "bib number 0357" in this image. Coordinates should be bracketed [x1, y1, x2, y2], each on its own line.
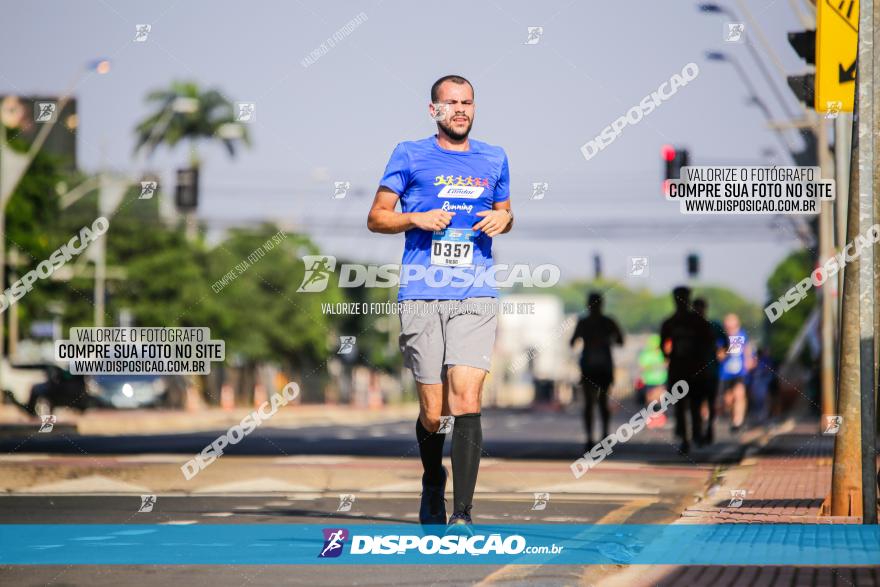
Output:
[431, 228, 474, 267]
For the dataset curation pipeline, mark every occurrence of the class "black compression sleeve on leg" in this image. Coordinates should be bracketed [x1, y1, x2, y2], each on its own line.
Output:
[416, 418, 446, 486]
[451, 413, 482, 515]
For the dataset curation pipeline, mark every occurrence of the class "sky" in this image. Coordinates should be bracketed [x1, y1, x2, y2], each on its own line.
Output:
[2, 0, 821, 302]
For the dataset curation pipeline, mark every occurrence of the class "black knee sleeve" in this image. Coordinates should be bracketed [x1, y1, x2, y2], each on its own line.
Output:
[451, 413, 482, 514]
[416, 418, 446, 486]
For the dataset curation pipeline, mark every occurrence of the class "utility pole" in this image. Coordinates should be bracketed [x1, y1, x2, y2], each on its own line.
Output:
[832, 0, 878, 523]
[856, 0, 878, 524]
[831, 108, 863, 516]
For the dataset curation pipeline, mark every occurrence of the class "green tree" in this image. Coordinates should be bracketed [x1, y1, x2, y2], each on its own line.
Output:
[1, 129, 86, 338]
[133, 81, 250, 166]
[202, 227, 345, 399]
[764, 249, 815, 363]
[538, 279, 760, 335]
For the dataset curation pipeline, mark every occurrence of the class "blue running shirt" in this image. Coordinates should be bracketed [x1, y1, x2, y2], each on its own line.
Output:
[379, 135, 510, 301]
[720, 329, 749, 380]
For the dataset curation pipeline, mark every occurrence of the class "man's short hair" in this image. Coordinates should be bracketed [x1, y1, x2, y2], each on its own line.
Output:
[431, 75, 474, 102]
[673, 286, 691, 305]
[587, 292, 603, 310]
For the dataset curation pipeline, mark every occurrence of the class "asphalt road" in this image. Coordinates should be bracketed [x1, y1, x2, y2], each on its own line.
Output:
[0, 404, 748, 464]
[0, 404, 757, 586]
[0, 493, 684, 586]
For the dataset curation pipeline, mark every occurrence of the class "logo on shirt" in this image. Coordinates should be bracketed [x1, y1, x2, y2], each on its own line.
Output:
[437, 185, 484, 199]
[434, 175, 489, 188]
[727, 335, 745, 355]
[441, 201, 474, 214]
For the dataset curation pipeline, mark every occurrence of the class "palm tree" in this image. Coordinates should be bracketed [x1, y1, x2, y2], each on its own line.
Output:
[133, 80, 251, 167]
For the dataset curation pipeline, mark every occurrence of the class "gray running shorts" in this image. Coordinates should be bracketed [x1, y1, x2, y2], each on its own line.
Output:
[398, 296, 499, 385]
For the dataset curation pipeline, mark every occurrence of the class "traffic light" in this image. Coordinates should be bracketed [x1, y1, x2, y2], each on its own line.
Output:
[686, 253, 700, 279]
[787, 74, 816, 109]
[788, 31, 816, 65]
[787, 29, 816, 108]
[662, 145, 690, 194]
[175, 167, 199, 210]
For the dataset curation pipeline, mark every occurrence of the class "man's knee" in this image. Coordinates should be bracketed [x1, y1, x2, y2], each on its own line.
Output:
[448, 390, 481, 414]
[455, 401, 481, 414]
[419, 412, 442, 433]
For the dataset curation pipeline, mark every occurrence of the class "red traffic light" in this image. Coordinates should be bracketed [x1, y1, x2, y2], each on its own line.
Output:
[661, 144, 676, 162]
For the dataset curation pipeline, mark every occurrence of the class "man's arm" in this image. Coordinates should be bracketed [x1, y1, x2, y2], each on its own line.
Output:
[612, 319, 624, 346]
[744, 342, 756, 371]
[473, 200, 513, 237]
[367, 187, 454, 234]
[495, 200, 514, 234]
[659, 320, 671, 358]
[570, 319, 582, 347]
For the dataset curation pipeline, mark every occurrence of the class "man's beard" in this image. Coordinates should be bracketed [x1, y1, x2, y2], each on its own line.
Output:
[437, 117, 472, 141]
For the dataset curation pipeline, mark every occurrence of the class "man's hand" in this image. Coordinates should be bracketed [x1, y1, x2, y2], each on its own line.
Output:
[410, 209, 455, 231]
[473, 209, 512, 237]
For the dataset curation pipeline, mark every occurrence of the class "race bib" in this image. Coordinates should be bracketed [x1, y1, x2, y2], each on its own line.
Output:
[431, 228, 474, 267]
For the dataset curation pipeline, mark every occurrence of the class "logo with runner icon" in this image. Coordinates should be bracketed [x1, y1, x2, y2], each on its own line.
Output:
[298, 255, 337, 292]
[531, 492, 550, 511]
[319, 528, 349, 558]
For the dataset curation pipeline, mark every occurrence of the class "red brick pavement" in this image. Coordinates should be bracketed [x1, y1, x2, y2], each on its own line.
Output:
[600, 421, 880, 587]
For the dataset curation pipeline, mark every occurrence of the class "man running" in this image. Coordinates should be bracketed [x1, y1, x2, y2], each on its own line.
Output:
[659, 286, 714, 454]
[570, 292, 624, 450]
[367, 75, 513, 531]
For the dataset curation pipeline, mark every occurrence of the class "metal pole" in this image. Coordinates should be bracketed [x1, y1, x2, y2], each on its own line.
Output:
[873, 0, 880, 527]
[818, 119, 836, 420]
[836, 114, 853, 322]
[831, 96, 864, 517]
[0, 124, 6, 391]
[94, 173, 107, 327]
[857, 0, 878, 524]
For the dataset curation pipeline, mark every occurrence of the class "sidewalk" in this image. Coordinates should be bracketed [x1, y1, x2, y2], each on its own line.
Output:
[601, 420, 880, 587]
[0, 402, 419, 436]
[678, 420, 859, 525]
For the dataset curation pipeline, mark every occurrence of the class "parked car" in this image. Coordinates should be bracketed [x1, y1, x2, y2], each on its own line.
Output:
[26, 365, 86, 416]
[26, 366, 186, 416]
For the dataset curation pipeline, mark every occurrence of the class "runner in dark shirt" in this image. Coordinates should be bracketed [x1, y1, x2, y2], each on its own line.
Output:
[659, 286, 715, 454]
[570, 292, 624, 450]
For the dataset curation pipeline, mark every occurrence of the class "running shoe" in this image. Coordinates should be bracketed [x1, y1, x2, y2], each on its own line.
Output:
[445, 506, 474, 536]
[419, 466, 448, 526]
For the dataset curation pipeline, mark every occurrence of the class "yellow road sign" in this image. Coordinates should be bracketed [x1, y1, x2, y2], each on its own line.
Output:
[816, 0, 858, 112]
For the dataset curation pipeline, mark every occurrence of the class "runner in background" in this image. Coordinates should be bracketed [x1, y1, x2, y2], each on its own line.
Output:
[659, 286, 715, 454]
[692, 298, 727, 445]
[720, 313, 754, 433]
[748, 347, 778, 424]
[637, 334, 668, 429]
[570, 292, 624, 450]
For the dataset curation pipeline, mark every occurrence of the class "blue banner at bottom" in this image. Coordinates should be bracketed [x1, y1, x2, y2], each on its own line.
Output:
[1, 524, 878, 565]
